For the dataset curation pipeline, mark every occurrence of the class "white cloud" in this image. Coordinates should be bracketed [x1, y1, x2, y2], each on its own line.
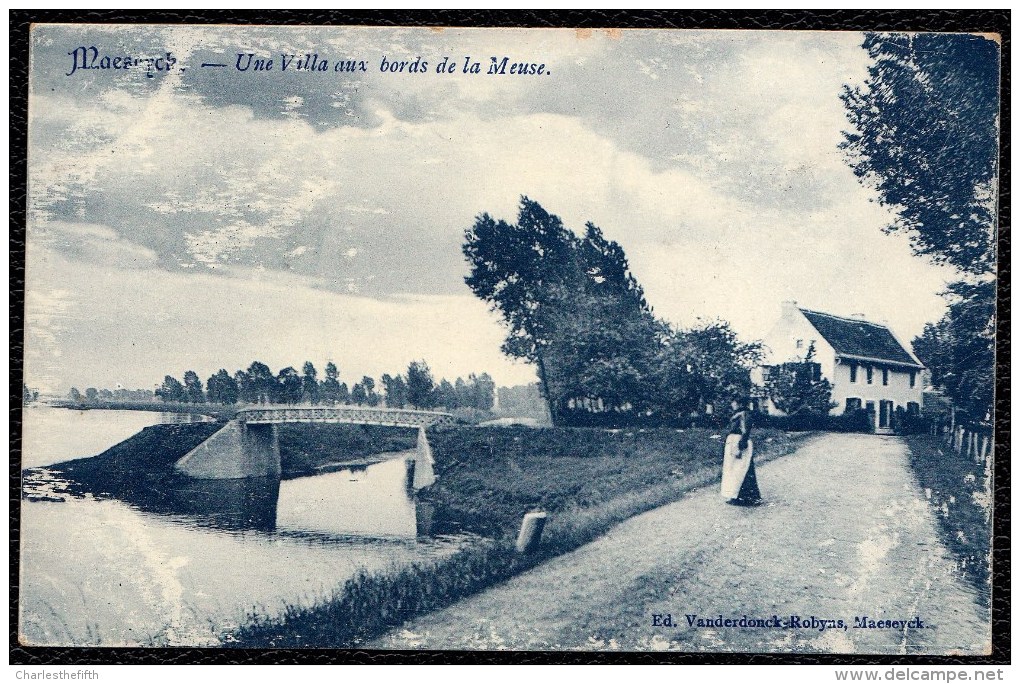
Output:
[25, 247, 537, 394]
[24, 27, 968, 392]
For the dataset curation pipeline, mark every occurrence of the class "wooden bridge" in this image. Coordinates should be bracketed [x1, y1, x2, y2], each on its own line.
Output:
[174, 405, 454, 481]
[236, 406, 457, 428]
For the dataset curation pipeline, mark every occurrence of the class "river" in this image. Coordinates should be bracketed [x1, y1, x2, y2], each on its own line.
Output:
[18, 406, 468, 647]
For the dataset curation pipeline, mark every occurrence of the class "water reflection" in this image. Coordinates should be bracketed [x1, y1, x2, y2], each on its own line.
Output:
[162, 455, 433, 538]
[26, 450, 431, 539]
[277, 457, 419, 538]
[161, 476, 281, 532]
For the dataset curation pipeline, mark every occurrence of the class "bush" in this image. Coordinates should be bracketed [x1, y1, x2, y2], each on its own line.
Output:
[829, 408, 875, 433]
[756, 409, 873, 433]
[894, 408, 930, 435]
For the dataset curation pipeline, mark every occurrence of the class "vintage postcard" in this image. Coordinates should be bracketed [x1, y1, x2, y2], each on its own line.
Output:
[18, 23, 1000, 655]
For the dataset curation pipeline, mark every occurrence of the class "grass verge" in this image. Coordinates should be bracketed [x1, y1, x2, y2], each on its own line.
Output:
[230, 426, 811, 647]
[903, 435, 992, 609]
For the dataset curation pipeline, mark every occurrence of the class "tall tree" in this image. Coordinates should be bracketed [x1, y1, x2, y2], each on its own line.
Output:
[913, 280, 995, 421]
[274, 367, 303, 404]
[454, 377, 471, 408]
[320, 361, 341, 405]
[155, 376, 185, 403]
[842, 33, 1000, 421]
[435, 379, 458, 409]
[464, 198, 582, 421]
[234, 369, 254, 403]
[68, 387, 82, 402]
[301, 361, 320, 405]
[183, 370, 205, 403]
[665, 321, 764, 414]
[406, 360, 437, 409]
[337, 382, 350, 405]
[350, 381, 367, 406]
[361, 376, 380, 407]
[464, 197, 666, 424]
[206, 369, 239, 405]
[471, 373, 496, 412]
[840, 33, 999, 276]
[247, 362, 275, 404]
[381, 373, 408, 409]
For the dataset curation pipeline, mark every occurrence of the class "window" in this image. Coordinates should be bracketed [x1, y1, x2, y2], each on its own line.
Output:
[909, 371, 916, 388]
[846, 398, 862, 412]
[882, 368, 889, 386]
[866, 366, 873, 384]
[849, 363, 858, 383]
[907, 401, 920, 415]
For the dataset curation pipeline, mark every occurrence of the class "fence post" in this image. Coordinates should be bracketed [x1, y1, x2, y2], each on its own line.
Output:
[515, 511, 547, 554]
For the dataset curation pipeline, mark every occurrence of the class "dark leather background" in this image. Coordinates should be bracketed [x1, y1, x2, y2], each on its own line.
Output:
[8, 9, 1010, 666]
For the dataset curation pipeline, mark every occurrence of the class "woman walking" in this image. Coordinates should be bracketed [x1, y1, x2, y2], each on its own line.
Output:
[720, 399, 762, 506]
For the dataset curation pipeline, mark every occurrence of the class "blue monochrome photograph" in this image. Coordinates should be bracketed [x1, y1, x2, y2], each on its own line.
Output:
[19, 24, 1000, 654]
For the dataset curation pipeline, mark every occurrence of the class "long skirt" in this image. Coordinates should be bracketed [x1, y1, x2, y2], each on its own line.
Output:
[720, 434, 761, 504]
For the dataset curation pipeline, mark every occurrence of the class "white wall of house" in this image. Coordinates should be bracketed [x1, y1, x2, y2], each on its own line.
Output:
[760, 301, 838, 379]
[755, 301, 924, 419]
[830, 360, 923, 415]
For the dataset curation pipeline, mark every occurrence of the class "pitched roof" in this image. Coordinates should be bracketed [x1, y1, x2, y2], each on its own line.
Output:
[799, 308, 922, 368]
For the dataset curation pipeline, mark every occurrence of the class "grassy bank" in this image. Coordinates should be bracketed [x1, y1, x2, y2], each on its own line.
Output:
[903, 435, 992, 608]
[231, 426, 809, 647]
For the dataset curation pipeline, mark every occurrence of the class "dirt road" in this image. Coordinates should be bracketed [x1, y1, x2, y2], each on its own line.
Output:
[375, 433, 990, 654]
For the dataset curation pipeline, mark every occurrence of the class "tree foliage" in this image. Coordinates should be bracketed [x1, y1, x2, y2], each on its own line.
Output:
[321, 362, 342, 405]
[206, 369, 238, 405]
[840, 32, 1000, 276]
[381, 373, 407, 408]
[156, 375, 186, 403]
[183, 370, 205, 404]
[663, 321, 764, 415]
[843, 33, 1000, 422]
[912, 280, 995, 421]
[764, 343, 836, 416]
[464, 197, 761, 426]
[406, 360, 437, 409]
[464, 197, 669, 424]
[301, 362, 320, 404]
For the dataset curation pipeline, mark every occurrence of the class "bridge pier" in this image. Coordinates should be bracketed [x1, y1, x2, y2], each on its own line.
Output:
[174, 419, 281, 479]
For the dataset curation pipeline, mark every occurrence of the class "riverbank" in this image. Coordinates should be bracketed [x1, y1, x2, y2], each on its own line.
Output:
[49, 399, 233, 419]
[231, 426, 811, 647]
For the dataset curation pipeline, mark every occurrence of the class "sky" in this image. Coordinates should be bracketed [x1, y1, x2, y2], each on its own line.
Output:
[25, 26, 962, 394]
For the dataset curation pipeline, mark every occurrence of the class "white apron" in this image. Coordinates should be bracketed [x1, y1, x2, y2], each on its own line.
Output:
[720, 434, 754, 499]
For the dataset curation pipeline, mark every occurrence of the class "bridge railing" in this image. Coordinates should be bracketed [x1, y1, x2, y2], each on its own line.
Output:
[235, 405, 457, 428]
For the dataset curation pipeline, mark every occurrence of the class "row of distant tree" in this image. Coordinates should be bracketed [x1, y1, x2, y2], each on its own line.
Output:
[67, 387, 155, 402]
[152, 359, 495, 411]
